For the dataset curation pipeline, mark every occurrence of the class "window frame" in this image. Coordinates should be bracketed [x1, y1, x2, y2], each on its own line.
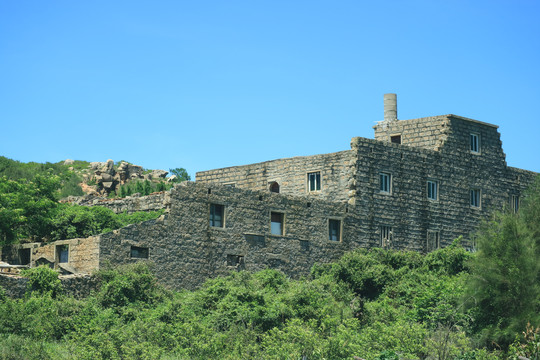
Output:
[427, 180, 439, 201]
[380, 225, 392, 248]
[390, 134, 402, 144]
[209, 203, 225, 228]
[56, 244, 69, 264]
[470, 188, 481, 208]
[328, 218, 342, 242]
[470, 133, 480, 154]
[426, 230, 440, 252]
[379, 172, 392, 194]
[307, 171, 322, 192]
[511, 194, 520, 213]
[270, 211, 285, 236]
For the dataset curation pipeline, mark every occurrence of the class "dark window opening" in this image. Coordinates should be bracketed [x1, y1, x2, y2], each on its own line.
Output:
[307, 172, 321, 191]
[427, 231, 440, 252]
[210, 203, 225, 227]
[391, 135, 401, 144]
[380, 226, 392, 248]
[18, 248, 31, 265]
[226, 254, 244, 268]
[307, 202, 311, 208]
[511, 195, 520, 213]
[56, 245, 69, 263]
[208, 188, 212, 194]
[379, 172, 391, 193]
[270, 212, 284, 235]
[270, 182, 280, 193]
[130, 246, 149, 259]
[245, 234, 265, 246]
[470, 189, 481, 208]
[329, 219, 341, 241]
[470, 133, 480, 153]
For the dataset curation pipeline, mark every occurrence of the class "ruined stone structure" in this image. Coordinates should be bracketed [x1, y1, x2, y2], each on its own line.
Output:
[1, 95, 537, 291]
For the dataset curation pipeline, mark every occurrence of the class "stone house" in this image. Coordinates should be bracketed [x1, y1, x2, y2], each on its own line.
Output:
[1, 94, 537, 290]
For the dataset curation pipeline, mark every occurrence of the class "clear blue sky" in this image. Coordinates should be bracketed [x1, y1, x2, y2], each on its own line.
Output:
[1, 0, 539, 176]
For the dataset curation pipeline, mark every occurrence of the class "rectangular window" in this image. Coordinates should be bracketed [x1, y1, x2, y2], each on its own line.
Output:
[470, 189, 481, 208]
[379, 172, 391, 193]
[18, 248, 31, 265]
[470, 133, 480, 153]
[328, 219, 341, 241]
[307, 172, 321, 192]
[380, 226, 392, 248]
[427, 180, 438, 201]
[270, 212, 284, 235]
[226, 254, 244, 267]
[130, 246, 149, 259]
[56, 245, 69, 263]
[210, 203, 225, 227]
[427, 231, 440, 252]
[390, 135, 401, 144]
[511, 195, 519, 213]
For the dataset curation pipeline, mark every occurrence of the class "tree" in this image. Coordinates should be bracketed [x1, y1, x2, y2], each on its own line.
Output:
[466, 175, 540, 349]
[168, 168, 191, 183]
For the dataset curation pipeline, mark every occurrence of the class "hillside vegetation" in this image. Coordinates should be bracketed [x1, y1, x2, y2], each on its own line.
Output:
[0, 157, 190, 245]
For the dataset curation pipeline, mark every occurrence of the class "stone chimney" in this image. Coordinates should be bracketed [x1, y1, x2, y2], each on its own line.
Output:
[383, 93, 397, 122]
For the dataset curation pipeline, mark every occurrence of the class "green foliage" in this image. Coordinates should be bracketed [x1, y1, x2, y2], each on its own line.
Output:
[168, 167, 191, 183]
[0, 156, 84, 199]
[96, 263, 166, 309]
[0, 175, 60, 244]
[466, 190, 540, 348]
[21, 266, 63, 298]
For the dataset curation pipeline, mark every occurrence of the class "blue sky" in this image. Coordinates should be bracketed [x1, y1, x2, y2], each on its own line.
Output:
[1, 1, 539, 177]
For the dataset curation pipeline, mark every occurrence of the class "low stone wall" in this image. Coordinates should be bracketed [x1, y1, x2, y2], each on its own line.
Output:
[0, 273, 99, 299]
[79, 192, 171, 214]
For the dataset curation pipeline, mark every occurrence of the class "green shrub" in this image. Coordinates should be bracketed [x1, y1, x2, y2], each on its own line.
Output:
[21, 266, 62, 298]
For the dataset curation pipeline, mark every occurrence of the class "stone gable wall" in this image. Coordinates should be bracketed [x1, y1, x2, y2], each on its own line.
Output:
[196, 150, 355, 203]
[98, 182, 364, 290]
[349, 134, 535, 252]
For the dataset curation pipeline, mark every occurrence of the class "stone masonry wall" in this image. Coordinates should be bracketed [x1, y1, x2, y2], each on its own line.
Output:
[98, 182, 364, 290]
[0, 273, 99, 299]
[350, 127, 535, 252]
[196, 151, 355, 203]
[373, 115, 450, 151]
[82, 192, 170, 214]
[2, 237, 100, 274]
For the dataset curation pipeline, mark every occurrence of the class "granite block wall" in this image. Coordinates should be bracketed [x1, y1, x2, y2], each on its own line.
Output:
[98, 182, 363, 290]
[196, 150, 355, 203]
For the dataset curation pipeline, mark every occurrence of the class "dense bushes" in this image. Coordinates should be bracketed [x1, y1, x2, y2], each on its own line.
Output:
[0, 245, 503, 360]
[0, 174, 165, 244]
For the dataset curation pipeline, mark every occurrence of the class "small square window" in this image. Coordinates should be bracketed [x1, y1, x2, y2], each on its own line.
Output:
[427, 180, 438, 201]
[307, 172, 321, 192]
[210, 204, 225, 227]
[511, 195, 520, 213]
[470, 133, 480, 153]
[390, 135, 401, 144]
[328, 219, 341, 241]
[270, 212, 284, 235]
[427, 231, 440, 252]
[380, 226, 392, 248]
[379, 172, 391, 193]
[470, 189, 481, 208]
[130, 246, 149, 259]
[56, 245, 69, 263]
